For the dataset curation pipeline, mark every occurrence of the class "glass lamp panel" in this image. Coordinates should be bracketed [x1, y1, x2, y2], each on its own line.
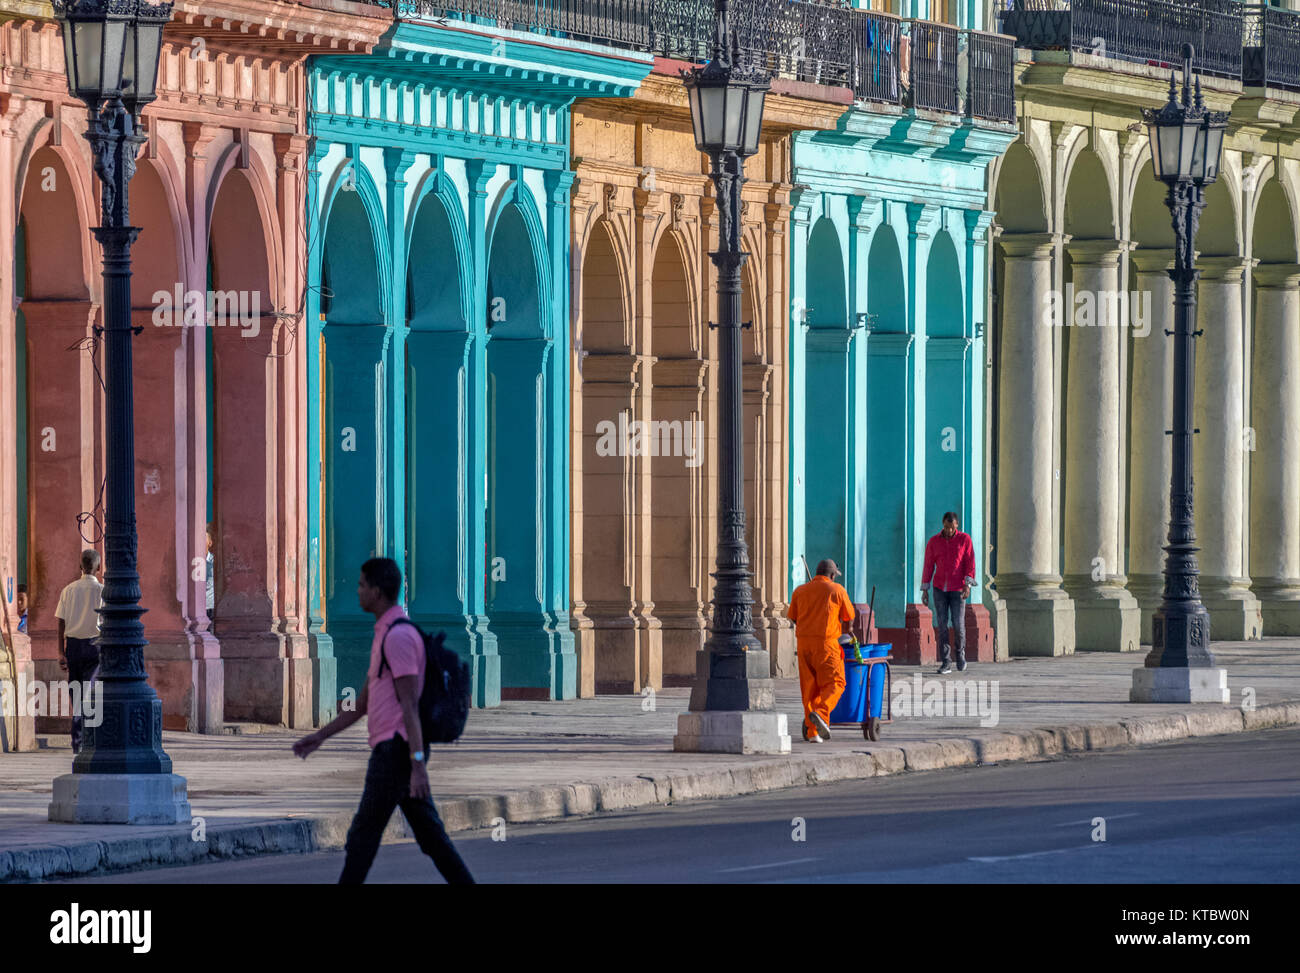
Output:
[1146, 122, 1166, 180]
[127, 21, 165, 104]
[73, 21, 104, 98]
[701, 84, 726, 152]
[723, 84, 744, 152]
[61, 19, 78, 96]
[1159, 123, 1183, 181]
[100, 17, 128, 95]
[122, 21, 138, 101]
[687, 83, 705, 151]
[1190, 122, 1206, 182]
[1177, 117, 1199, 180]
[1203, 124, 1226, 184]
[742, 87, 765, 157]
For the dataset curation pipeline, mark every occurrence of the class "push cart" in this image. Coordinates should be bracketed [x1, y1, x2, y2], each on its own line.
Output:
[829, 642, 893, 741]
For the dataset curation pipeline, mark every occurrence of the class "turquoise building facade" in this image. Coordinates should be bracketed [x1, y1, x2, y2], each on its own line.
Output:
[303, 14, 650, 710]
[788, 8, 1016, 630]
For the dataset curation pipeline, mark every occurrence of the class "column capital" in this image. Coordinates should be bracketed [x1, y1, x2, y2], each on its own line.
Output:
[998, 231, 1065, 259]
[1197, 255, 1254, 282]
[1252, 262, 1300, 290]
[1130, 248, 1176, 274]
[1065, 237, 1129, 266]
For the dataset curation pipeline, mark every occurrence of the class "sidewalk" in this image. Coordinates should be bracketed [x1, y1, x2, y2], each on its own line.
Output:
[2, 640, 1298, 881]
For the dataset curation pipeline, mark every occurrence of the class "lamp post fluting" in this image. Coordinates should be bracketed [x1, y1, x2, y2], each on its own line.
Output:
[49, 0, 191, 822]
[673, 0, 789, 752]
[1133, 44, 1230, 704]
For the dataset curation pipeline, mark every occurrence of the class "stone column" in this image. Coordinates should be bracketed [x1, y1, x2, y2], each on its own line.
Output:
[580, 352, 661, 693]
[1062, 239, 1140, 651]
[1127, 250, 1176, 644]
[0, 97, 35, 750]
[1249, 263, 1300, 633]
[994, 232, 1075, 655]
[1194, 256, 1262, 639]
[652, 357, 709, 686]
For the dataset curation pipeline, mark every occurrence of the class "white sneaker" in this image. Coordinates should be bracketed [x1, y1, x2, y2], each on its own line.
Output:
[809, 734, 824, 743]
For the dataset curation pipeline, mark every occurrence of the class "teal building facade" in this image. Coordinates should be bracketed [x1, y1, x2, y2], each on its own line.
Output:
[304, 13, 650, 710]
[788, 9, 1016, 633]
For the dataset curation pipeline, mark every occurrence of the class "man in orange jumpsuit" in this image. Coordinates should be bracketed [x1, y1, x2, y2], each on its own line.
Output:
[787, 559, 855, 742]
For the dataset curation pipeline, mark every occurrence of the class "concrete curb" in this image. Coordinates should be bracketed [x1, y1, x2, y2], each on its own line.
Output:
[4, 700, 1298, 882]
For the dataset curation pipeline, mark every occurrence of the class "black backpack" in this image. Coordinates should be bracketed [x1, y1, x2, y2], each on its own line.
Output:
[378, 618, 470, 746]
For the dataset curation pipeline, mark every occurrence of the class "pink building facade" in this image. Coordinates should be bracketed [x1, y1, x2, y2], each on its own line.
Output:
[0, 0, 387, 749]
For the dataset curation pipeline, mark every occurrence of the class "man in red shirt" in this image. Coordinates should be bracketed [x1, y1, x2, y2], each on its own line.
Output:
[920, 512, 976, 674]
[294, 557, 474, 884]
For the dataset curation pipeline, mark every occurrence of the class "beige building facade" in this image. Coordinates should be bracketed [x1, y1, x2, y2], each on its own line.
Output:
[569, 69, 848, 694]
[989, 2, 1300, 654]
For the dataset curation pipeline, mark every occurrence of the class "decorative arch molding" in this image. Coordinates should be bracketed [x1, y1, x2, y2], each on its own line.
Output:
[1059, 136, 1120, 240]
[13, 118, 97, 297]
[576, 215, 634, 352]
[407, 166, 474, 329]
[137, 141, 194, 290]
[1121, 140, 1156, 225]
[318, 152, 392, 307]
[1013, 123, 1057, 226]
[205, 144, 284, 310]
[1246, 159, 1300, 264]
[486, 178, 552, 336]
[648, 224, 700, 351]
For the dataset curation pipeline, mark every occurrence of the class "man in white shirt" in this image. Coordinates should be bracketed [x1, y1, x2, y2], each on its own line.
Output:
[56, 549, 103, 753]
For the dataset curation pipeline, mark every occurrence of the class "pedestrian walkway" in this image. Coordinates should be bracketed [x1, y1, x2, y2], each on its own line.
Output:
[2, 640, 1297, 881]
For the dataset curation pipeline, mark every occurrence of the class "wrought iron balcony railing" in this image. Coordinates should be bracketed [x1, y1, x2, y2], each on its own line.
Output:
[1244, 3, 1300, 93]
[360, 0, 1016, 125]
[912, 19, 959, 113]
[968, 30, 1016, 123]
[996, 0, 1244, 82]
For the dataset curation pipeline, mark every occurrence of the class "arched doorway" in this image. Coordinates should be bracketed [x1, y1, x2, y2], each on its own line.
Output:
[405, 188, 468, 651]
[864, 223, 908, 626]
[320, 187, 386, 696]
[577, 219, 655, 693]
[485, 202, 550, 693]
[989, 140, 1074, 656]
[1060, 147, 1138, 652]
[1248, 175, 1300, 634]
[208, 168, 284, 719]
[1127, 157, 1177, 644]
[16, 145, 94, 720]
[923, 229, 965, 534]
[802, 217, 851, 579]
[649, 230, 703, 685]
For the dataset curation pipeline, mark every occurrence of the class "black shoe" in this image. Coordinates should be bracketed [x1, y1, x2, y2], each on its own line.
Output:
[937, 661, 953, 675]
[957, 660, 968, 672]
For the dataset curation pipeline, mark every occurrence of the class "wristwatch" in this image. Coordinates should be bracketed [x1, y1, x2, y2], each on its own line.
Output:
[411, 749, 426, 764]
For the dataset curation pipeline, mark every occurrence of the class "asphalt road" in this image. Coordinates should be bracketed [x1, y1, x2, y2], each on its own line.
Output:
[66, 727, 1300, 884]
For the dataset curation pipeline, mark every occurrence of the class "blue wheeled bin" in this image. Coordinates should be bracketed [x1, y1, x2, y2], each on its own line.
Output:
[864, 642, 890, 720]
[829, 658, 869, 724]
[829, 641, 892, 740]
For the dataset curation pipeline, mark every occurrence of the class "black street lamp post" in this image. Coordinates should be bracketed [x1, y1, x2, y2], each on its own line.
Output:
[1134, 44, 1230, 702]
[674, 0, 787, 751]
[49, 0, 189, 820]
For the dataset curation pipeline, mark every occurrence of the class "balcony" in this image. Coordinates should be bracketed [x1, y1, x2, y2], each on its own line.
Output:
[996, 0, 1244, 83]
[1244, 3, 1300, 93]
[367, 0, 1015, 125]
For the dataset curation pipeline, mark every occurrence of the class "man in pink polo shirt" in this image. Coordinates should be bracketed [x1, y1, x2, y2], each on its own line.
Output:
[920, 511, 977, 675]
[294, 557, 474, 884]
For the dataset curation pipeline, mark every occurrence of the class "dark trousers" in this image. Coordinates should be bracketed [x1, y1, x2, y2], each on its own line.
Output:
[64, 637, 99, 753]
[339, 736, 475, 885]
[932, 589, 966, 665]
